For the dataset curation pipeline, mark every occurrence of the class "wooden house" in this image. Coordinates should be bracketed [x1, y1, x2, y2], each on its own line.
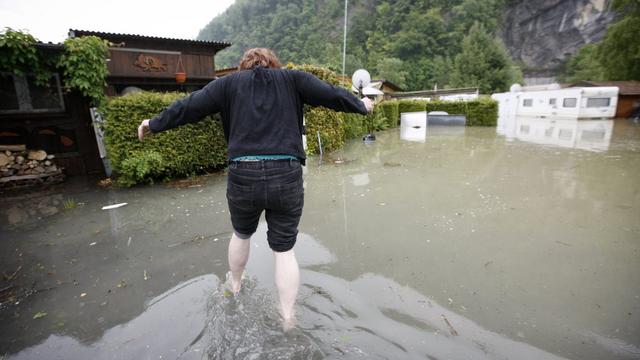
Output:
[0, 31, 231, 178]
[69, 30, 231, 95]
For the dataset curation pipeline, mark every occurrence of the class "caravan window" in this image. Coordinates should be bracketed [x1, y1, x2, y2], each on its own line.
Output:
[549, 98, 556, 105]
[586, 98, 610, 108]
[563, 98, 577, 108]
[523, 99, 533, 107]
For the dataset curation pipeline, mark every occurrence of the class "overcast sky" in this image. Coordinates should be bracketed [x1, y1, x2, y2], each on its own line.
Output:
[0, 0, 235, 43]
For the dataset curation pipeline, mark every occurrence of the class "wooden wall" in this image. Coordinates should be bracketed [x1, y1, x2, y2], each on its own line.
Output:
[0, 92, 103, 176]
[108, 49, 215, 79]
[616, 95, 640, 118]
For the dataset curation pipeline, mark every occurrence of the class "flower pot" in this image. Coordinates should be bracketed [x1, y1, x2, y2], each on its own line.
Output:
[175, 72, 187, 83]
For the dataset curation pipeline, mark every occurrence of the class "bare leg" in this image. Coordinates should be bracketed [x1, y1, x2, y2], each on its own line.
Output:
[274, 249, 299, 327]
[228, 233, 250, 294]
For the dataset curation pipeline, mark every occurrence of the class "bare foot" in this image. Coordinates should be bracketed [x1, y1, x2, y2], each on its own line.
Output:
[224, 271, 244, 296]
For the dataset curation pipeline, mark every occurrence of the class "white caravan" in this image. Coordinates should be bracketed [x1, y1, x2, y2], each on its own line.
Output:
[492, 84, 619, 119]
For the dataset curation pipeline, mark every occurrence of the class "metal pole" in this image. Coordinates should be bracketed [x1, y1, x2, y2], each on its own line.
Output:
[342, 0, 348, 80]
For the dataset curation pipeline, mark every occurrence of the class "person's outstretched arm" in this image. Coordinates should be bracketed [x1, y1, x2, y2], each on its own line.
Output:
[138, 78, 226, 140]
[291, 70, 373, 115]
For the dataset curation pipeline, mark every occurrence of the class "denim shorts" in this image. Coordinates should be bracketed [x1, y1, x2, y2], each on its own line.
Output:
[226, 159, 304, 252]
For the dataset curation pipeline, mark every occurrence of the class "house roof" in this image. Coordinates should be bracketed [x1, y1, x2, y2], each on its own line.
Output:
[389, 87, 479, 99]
[68, 29, 231, 54]
[569, 81, 640, 95]
[374, 79, 403, 92]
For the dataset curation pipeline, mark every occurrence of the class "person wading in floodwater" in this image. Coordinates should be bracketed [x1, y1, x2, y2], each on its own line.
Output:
[137, 48, 373, 327]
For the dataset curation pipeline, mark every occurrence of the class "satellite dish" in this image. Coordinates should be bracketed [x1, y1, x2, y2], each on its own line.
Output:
[352, 69, 371, 90]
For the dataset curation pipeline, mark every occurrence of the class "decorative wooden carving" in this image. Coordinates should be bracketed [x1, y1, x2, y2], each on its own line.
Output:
[134, 54, 167, 72]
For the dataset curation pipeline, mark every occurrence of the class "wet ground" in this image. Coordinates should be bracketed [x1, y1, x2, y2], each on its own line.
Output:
[1, 118, 639, 359]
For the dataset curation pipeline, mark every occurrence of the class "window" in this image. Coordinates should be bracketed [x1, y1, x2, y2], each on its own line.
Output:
[563, 98, 577, 108]
[549, 98, 556, 106]
[586, 98, 610, 108]
[559, 129, 573, 140]
[523, 99, 533, 107]
[0, 73, 65, 113]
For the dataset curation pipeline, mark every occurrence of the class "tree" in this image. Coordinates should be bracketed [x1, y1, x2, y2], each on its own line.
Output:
[595, 0, 640, 80]
[376, 57, 408, 89]
[560, 0, 640, 81]
[450, 23, 521, 93]
[559, 44, 605, 83]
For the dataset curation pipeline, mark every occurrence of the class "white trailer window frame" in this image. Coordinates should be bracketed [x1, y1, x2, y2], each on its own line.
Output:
[586, 97, 611, 108]
[563, 98, 577, 108]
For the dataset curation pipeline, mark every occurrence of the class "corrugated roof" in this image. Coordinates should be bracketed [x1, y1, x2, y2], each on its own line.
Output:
[569, 81, 640, 95]
[69, 29, 231, 49]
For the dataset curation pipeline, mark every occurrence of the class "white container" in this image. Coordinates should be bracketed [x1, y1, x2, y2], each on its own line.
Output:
[400, 111, 427, 142]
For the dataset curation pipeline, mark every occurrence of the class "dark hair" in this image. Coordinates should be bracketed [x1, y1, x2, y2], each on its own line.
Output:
[239, 48, 282, 70]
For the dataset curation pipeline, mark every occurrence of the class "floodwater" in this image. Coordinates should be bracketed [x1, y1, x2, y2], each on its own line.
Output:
[1, 117, 639, 360]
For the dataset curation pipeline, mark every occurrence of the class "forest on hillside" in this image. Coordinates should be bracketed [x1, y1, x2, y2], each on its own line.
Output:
[198, 0, 518, 92]
[198, 0, 639, 92]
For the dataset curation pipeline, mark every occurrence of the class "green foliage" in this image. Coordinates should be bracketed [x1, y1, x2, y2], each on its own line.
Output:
[450, 23, 522, 94]
[425, 98, 498, 126]
[343, 112, 369, 140]
[101, 92, 227, 187]
[395, 98, 498, 126]
[370, 105, 390, 131]
[561, 0, 640, 81]
[305, 106, 345, 154]
[559, 44, 605, 83]
[59, 36, 110, 106]
[116, 150, 166, 187]
[198, 0, 507, 91]
[595, 0, 640, 80]
[376, 58, 408, 89]
[398, 100, 426, 113]
[379, 100, 400, 127]
[0, 27, 55, 85]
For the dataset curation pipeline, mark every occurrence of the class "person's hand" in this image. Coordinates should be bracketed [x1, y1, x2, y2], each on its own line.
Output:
[361, 97, 374, 114]
[137, 119, 151, 141]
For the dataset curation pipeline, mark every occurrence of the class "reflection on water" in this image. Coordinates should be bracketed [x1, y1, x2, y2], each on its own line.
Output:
[497, 115, 614, 152]
[2, 122, 639, 359]
[7, 229, 580, 360]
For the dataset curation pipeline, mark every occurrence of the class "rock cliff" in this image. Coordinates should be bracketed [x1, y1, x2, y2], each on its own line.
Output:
[500, 0, 615, 78]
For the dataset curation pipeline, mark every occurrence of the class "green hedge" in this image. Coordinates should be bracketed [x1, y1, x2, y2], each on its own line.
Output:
[343, 112, 368, 140]
[398, 100, 426, 114]
[101, 92, 227, 187]
[379, 100, 400, 127]
[395, 98, 498, 126]
[424, 98, 498, 126]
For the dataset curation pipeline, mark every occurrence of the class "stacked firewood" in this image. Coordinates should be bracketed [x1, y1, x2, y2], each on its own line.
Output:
[0, 145, 65, 189]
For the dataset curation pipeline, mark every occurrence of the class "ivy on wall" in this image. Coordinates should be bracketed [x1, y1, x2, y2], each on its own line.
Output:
[0, 27, 110, 106]
[59, 36, 110, 106]
[0, 27, 54, 85]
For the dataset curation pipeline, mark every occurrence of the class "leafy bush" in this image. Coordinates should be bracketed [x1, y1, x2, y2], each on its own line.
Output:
[343, 112, 369, 140]
[116, 150, 165, 187]
[101, 92, 227, 186]
[59, 36, 110, 106]
[379, 100, 400, 127]
[305, 106, 345, 154]
[398, 100, 426, 114]
[425, 98, 498, 126]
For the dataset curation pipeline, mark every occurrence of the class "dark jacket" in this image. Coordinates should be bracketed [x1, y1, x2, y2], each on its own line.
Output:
[149, 67, 368, 164]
